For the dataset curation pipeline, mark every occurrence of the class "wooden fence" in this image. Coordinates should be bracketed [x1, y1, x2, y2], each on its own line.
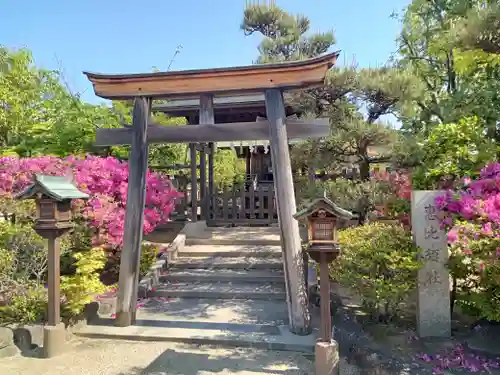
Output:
[207, 183, 278, 226]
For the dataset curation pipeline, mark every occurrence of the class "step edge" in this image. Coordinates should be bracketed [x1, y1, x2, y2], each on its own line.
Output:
[74, 330, 314, 353]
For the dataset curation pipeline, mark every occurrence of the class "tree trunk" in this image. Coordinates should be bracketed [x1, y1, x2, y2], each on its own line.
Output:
[359, 159, 370, 181]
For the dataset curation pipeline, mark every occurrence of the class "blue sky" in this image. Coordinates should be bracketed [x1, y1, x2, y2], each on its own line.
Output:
[1, 0, 409, 104]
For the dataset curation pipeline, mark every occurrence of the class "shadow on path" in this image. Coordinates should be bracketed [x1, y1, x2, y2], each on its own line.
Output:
[117, 346, 311, 375]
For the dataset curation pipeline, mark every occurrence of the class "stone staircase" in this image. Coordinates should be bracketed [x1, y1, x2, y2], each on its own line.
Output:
[76, 227, 317, 352]
[151, 244, 286, 300]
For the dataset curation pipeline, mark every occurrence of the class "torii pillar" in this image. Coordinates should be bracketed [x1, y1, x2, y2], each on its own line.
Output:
[265, 89, 311, 334]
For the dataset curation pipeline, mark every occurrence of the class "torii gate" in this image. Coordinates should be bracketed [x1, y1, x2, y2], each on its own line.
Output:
[84, 51, 339, 335]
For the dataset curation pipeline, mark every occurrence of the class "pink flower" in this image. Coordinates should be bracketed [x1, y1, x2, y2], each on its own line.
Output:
[1, 155, 182, 247]
[447, 229, 459, 243]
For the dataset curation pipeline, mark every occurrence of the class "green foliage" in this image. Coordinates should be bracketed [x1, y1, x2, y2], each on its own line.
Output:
[0, 223, 49, 325]
[412, 117, 497, 189]
[140, 243, 159, 277]
[454, 2, 500, 55]
[60, 248, 109, 317]
[241, 3, 335, 63]
[213, 149, 246, 187]
[332, 223, 422, 320]
[103, 242, 164, 284]
[396, 0, 500, 143]
[296, 177, 390, 218]
[0, 287, 47, 325]
[0, 46, 188, 166]
[0, 247, 15, 299]
[0, 221, 48, 285]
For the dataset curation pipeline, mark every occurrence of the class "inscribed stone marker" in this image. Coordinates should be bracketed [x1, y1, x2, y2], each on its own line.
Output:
[411, 190, 451, 338]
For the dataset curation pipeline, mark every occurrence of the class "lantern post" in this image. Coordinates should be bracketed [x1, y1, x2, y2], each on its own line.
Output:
[294, 195, 353, 375]
[15, 174, 88, 358]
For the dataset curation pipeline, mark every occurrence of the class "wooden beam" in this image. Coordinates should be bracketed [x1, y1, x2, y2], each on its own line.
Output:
[199, 94, 214, 220]
[265, 89, 311, 335]
[83, 52, 340, 100]
[95, 118, 329, 146]
[115, 97, 150, 327]
[47, 237, 61, 326]
[188, 115, 198, 222]
[208, 141, 215, 221]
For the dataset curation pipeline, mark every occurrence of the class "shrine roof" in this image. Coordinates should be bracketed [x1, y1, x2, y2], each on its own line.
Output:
[83, 51, 339, 100]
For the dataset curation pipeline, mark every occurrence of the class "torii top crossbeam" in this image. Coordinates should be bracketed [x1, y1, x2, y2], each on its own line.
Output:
[83, 52, 339, 100]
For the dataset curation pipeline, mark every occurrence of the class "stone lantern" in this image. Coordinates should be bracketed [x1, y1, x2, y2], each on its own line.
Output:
[294, 195, 353, 375]
[15, 174, 88, 358]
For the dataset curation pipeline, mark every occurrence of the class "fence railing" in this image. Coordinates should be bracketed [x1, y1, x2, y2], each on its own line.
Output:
[208, 183, 277, 226]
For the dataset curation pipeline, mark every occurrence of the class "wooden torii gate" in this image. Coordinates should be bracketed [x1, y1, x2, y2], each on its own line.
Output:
[84, 51, 339, 335]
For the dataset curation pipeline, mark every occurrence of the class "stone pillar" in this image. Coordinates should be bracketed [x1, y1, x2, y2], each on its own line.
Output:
[411, 190, 451, 338]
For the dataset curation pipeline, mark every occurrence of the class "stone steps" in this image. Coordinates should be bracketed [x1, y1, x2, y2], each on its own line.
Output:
[149, 281, 287, 300]
[170, 256, 283, 270]
[160, 269, 285, 284]
[75, 323, 315, 353]
[178, 244, 282, 258]
[76, 229, 318, 353]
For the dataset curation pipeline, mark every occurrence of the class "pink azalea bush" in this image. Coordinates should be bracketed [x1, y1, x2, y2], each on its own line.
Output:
[371, 169, 412, 226]
[0, 155, 183, 247]
[435, 162, 500, 321]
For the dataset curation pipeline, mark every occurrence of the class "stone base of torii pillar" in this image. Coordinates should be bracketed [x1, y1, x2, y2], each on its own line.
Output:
[315, 340, 340, 375]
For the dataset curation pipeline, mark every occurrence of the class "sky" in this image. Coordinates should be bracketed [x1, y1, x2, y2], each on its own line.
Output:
[1, 0, 410, 104]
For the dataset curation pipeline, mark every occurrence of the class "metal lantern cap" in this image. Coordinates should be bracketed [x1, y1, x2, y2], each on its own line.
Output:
[15, 174, 89, 201]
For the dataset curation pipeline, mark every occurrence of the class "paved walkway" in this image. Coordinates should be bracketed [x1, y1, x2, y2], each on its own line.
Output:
[0, 338, 325, 375]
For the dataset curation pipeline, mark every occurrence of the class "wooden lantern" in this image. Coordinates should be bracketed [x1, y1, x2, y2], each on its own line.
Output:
[15, 174, 89, 327]
[16, 175, 88, 237]
[294, 195, 354, 343]
[295, 196, 353, 263]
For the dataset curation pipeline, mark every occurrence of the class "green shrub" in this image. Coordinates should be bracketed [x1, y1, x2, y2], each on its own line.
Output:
[140, 243, 159, 277]
[0, 287, 47, 325]
[296, 178, 391, 220]
[332, 222, 422, 321]
[0, 222, 47, 284]
[102, 243, 160, 285]
[0, 247, 16, 301]
[61, 247, 109, 318]
[412, 117, 497, 189]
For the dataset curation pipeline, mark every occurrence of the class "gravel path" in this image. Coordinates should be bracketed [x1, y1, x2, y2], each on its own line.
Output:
[0, 337, 323, 375]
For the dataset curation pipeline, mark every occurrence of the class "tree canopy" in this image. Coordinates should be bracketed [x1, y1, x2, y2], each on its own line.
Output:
[241, 3, 416, 180]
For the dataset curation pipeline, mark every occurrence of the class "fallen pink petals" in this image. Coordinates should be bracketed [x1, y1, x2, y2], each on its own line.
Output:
[415, 344, 500, 374]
